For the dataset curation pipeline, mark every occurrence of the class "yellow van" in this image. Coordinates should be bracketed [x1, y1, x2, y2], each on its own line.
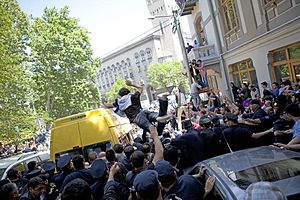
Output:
[50, 108, 133, 161]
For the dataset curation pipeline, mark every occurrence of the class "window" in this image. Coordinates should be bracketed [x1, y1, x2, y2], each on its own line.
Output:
[146, 48, 152, 62]
[229, 59, 257, 87]
[140, 50, 146, 62]
[134, 53, 140, 64]
[221, 0, 239, 33]
[272, 42, 300, 83]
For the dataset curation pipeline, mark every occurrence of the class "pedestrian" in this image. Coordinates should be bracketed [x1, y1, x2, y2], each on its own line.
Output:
[60, 155, 94, 192]
[20, 177, 46, 200]
[0, 182, 20, 200]
[90, 159, 108, 200]
[60, 178, 92, 200]
[55, 155, 73, 191]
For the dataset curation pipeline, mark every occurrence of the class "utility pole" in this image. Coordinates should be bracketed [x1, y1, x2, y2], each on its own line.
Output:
[172, 10, 192, 88]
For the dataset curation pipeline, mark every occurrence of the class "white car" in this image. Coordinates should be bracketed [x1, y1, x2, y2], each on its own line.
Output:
[0, 151, 50, 180]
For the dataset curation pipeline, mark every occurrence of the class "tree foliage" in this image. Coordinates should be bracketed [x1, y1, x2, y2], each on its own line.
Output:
[147, 61, 188, 90]
[0, 0, 36, 143]
[29, 7, 100, 119]
[106, 78, 131, 102]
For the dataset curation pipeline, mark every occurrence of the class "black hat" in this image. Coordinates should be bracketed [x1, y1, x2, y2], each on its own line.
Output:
[250, 99, 260, 105]
[211, 116, 220, 124]
[182, 119, 192, 129]
[225, 113, 238, 122]
[90, 159, 107, 179]
[57, 155, 71, 169]
[41, 161, 56, 172]
[133, 170, 159, 197]
[27, 168, 41, 179]
[199, 118, 211, 125]
[154, 160, 176, 185]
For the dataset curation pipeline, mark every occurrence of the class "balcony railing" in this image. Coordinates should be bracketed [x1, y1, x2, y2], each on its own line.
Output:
[175, 0, 197, 16]
[187, 45, 218, 61]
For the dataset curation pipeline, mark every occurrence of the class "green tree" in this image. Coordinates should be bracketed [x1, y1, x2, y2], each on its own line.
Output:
[29, 7, 100, 120]
[0, 0, 36, 143]
[106, 78, 130, 102]
[148, 61, 188, 90]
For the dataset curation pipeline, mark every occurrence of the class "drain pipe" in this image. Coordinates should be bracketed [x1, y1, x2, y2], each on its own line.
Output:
[207, 0, 232, 98]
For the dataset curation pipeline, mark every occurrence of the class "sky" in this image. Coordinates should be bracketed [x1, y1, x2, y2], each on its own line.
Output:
[17, 0, 154, 58]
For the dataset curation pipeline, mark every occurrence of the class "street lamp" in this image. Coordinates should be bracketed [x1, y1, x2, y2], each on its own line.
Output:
[148, 10, 192, 88]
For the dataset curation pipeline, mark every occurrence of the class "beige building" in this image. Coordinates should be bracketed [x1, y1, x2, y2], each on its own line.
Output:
[96, 0, 185, 103]
[177, 0, 300, 97]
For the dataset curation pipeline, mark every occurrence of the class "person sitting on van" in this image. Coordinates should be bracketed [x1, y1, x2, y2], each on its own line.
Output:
[104, 80, 170, 137]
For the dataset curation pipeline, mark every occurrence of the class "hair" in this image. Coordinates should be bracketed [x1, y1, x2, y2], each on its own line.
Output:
[0, 183, 18, 200]
[28, 176, 43, 190]
[272, 82, 279, 87]
[27, 161, 37, 171]
[72, 155, 85, 170]
[285, 103, 300, 117]
[124, 145, 134, 159]
[113, 144, 124, 154]
[261, 81, 268, 87]
[142, 143, 151, 154]
[7, 169, 19, 181]
[130, 151, 145, 168]
[105, 149, 117, 162]
[88, 151, 98, 163]
[163, 145, 180, 166]
[118, 87, 130, 97]
[61, 178, 92, 200]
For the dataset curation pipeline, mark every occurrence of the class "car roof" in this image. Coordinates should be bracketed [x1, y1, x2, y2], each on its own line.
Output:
[203, 146, 300, 173]
[1, 151, 50, 180]
[199, 146, 300, 199]
[0, 152, 37, 169]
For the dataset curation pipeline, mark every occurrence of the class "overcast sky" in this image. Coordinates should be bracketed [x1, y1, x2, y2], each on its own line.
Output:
[18, 0, 154, 58]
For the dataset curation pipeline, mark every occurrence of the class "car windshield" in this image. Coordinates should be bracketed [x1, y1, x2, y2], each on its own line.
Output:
[228, 157, 300, 190]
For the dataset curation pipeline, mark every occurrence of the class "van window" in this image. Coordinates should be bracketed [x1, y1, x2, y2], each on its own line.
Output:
[83, 141, 112, 158]
[55, 148, 84, 161]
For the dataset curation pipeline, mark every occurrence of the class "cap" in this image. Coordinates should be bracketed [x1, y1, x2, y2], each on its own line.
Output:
[57, 155, 71, 169]
[154, 160, 176, 185]
[250, 99, 260, 105]
[211, 116, 220, 124]
[225, 113, 238, 122]
[199, 118, 211, 125]
[41, 161, 56, 172]
[133, 170, 159, 197]
[27, 168, 41, 179]
[90, 159, 107, 179]
[245, 182, 286, 200]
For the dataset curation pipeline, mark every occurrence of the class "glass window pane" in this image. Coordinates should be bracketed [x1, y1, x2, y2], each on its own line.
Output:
[273, 50, 287, 62]
[239, 62, 247, 70]
[248, 60, 254, 69]
[293, 64, 300, 82]
[249, 70, 258, 85]
[273, 64, 290, 82]
[233, 73, 240, 87]
[240, 72, 249, 84]
[288, 45, 300, 60]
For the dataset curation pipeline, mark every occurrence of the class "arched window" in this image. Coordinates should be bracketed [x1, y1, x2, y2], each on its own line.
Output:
[134, 53, 140, 64]
[146, 48, 152, 62]
[126, 58, 131, 67]
[140, 50, 146, 62]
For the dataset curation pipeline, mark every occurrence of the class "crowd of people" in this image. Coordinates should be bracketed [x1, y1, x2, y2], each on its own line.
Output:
[1, 77, 299, 200]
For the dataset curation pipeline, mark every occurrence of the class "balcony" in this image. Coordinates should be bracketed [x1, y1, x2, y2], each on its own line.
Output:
[187, 44, 218, 61]
[175, 0, 197, 16]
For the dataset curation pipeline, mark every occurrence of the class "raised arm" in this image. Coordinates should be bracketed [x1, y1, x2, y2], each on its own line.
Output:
[126, 79, 144, 93]
[149, 125, 164, 165]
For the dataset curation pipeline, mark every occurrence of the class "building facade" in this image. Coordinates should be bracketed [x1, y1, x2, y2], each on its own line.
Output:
[177, 0, 300, 97]
[96, 0, 184, 102]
